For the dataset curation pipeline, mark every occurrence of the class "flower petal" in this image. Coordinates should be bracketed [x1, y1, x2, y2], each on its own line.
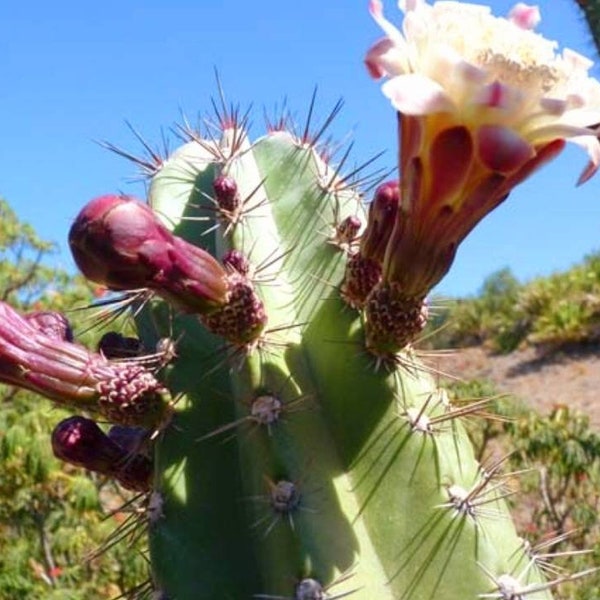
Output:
[570, 135, 600, 185]
[477, 125, 535, 173]
[474, 81, 523, 111]
[428, 126, 474, 205]
[369, 0, 404, 44]
[508, 3, 540, 30]
[539, 98, 567, 116]
[382, 74, 455, 114]
[532, 123, 600, 142]
[365, 37, 408, 78]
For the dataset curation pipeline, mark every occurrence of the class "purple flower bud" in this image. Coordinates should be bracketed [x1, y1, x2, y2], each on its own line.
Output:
[69, 195, 230, 314]
[222, 249, 251, 277]
[24, 311, 74, 342]
[361, 180, 400, 263]
[98, 331, 145, 359]
[52, 416, 153, 492]
[213, 175, 240, 213]
[52, 416, 123, 472]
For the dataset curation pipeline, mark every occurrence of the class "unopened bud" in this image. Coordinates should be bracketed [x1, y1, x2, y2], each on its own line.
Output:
[213, 175, 240, 213]
[222, 249, 251, 277]
[52, 416, 153, 492]
[69, 195, 230, 314]
[52, 416, 121, 473]
[361, 180, 400, 262]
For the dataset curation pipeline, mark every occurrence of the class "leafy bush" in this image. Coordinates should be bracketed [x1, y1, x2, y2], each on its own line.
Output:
[428, 251, 600, 352]
[447, 377, 600, 599]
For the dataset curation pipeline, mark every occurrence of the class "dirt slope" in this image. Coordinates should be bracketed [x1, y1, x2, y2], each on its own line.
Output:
[431, 344, 600, 428]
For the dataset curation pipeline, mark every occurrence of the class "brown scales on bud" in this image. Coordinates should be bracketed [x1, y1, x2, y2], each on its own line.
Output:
[340, 253, 382, 309]
[363, 282, 428, 357]
[200, 275, 267, 347]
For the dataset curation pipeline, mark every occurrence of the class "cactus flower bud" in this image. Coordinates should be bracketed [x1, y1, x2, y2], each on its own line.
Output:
[361, 180, 399, 263]
[69, 194, 230, 314]
[0, 301, 167, 426]
[341, 181, 399, 309]
[213, 174, 240, 213]
[52, 416, 152, 492]
[98, 331, 145, 359]
[222, 249, 251, 277]
[52, 415, 124, 471]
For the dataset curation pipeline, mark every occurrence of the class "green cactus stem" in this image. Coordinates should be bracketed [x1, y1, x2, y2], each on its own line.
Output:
[66, 107, 556, 599]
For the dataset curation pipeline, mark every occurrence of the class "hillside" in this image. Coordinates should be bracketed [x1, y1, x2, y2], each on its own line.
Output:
[427, 254, 600, 428]
[433, 344, 600, 428]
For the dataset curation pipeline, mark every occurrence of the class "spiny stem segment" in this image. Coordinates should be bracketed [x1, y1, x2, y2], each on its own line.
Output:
[52, 95, 562, 599]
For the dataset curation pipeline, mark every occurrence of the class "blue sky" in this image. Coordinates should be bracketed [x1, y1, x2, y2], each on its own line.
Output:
[1, 0, 599, 298]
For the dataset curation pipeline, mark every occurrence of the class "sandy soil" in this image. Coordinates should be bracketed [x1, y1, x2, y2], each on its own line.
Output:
[429, 343, 600, 428]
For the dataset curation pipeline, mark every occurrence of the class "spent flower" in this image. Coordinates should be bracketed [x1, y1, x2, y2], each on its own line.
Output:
[0, 301, 167, 426]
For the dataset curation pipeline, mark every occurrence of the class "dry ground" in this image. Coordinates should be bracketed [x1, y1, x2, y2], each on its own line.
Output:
[430, 343, 600, 428]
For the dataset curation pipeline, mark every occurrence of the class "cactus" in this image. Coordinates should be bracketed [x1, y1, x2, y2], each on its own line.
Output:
[66, 111, 557, 598]
[4, 1, 600, 598]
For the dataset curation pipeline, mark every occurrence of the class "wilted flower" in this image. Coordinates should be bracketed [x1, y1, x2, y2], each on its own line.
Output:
[0, 301, 167, 426]
[366, 0, 600, 296]
[362, 0, 600, 355]
[24, 310, 74, 342]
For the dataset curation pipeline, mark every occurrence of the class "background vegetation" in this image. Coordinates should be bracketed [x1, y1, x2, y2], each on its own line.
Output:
[428, 253, 600, 353]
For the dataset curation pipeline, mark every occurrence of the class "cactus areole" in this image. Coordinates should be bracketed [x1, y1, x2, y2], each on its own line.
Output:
[9, 1, 598, 599]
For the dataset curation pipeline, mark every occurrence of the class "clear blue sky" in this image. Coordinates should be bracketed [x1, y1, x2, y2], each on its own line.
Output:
[1, 0, 598, 298]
